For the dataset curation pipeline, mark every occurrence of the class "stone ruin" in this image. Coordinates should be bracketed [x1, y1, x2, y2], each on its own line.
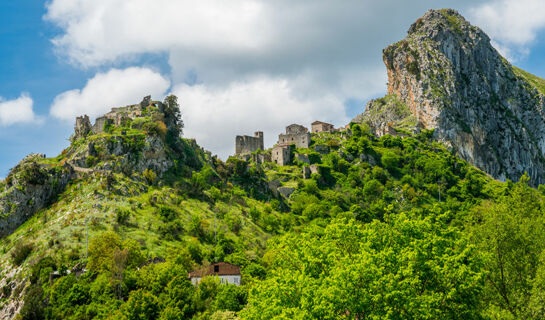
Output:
[74, 115, 92, 139]
[272, 124, 311, 165]
[74, 95, 158, 136]
[235, 132, 264, 155]
[311, 121, 335, 133]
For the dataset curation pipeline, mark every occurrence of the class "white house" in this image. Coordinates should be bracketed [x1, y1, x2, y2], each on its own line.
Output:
[188, 262, 242, 286]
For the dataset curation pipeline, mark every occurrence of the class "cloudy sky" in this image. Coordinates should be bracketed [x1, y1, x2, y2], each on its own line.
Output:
[2, 0, 545, 177]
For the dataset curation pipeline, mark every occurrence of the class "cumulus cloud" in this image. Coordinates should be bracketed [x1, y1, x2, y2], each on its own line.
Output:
[44, 0, 480, 93]
[174, 78, 348, 158]
[469, 0, 545, 60]
[50, 67, 171, 121]
[0, 94, 38, 126]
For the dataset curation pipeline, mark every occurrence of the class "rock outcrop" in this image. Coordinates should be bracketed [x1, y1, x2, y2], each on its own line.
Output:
[0, 155, 74, 237]
[364, 9, 545, 185]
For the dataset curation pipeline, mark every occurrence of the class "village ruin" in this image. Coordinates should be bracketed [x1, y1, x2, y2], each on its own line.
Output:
[73, 95, 160, 139]
[234, 121, 336, 166]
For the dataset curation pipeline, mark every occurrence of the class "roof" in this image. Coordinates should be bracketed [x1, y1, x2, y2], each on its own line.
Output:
[188, 262, 241, 278]
[312, 120, 333, 126]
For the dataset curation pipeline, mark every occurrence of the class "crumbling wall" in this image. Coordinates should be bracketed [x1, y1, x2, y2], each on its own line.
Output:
[235, 132, 264, 154]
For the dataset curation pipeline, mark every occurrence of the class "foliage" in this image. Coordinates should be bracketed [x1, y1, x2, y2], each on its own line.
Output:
[7, 98, 545, 320]
[11, 242, 33, 265]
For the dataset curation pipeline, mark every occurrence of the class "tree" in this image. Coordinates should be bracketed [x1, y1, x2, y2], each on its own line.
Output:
[469, 175, 545, 318]
[120, 290, 159, 320]
[242, 215, 485, 319]
[163, 95, 184, 136]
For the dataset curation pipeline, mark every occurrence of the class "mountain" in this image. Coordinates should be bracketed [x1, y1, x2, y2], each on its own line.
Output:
[1, 9, 545, 320]
[357, 9, 545, 186]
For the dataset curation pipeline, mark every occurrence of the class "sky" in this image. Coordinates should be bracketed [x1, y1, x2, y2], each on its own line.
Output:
[1, 0, 545, 178]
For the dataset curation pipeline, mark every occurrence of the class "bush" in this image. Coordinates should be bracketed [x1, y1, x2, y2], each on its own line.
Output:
[11, 242, 33, 266]
[20, 284, 45, 320]
[116, 209, 131, 225]
[159, 206, 177, 222]
[143, 169, 158, 185]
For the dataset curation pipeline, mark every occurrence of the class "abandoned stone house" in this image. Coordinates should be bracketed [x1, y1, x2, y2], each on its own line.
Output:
[271, 124, 312, 165]
[235, 132, 264, 155]
[188, 262, 242, 286]
[278, 124, 311, 149]
[311, 121, 335, 133]
[272, 145, 291, 166]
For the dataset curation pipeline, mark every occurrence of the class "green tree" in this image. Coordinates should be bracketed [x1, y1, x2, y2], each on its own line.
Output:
[469, 175, 545, 318]
[242, 215, 485, 319]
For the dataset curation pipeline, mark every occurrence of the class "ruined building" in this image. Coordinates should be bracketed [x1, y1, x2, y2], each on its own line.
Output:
[89, 96, 159, 134]
[271, 145, 290, 166]
[311, 121, 335, 133]
[235, 132, 264, 155]
[74, 115, 92, 139]
[278, 124, 311, 149]
[272, 124, 311, 165]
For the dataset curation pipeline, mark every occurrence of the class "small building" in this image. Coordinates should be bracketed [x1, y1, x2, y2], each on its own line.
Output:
[311, 121, 335, 133]
[188, 262, 242, 286]
[278, 124, 311, 149]
[272, 145, 291, 166]
[235, 132, 264, 155]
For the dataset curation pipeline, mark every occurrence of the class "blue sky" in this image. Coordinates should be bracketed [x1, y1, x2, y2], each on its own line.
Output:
[1, 0, 545, 178]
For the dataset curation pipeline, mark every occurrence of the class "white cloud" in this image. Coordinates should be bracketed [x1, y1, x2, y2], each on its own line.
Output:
[0, 94, 38, 126]
[174, 77, 348, 158]
[44, 0, 267, 68]
[469, 0, 545, 60]
[50, 67, 171, 121]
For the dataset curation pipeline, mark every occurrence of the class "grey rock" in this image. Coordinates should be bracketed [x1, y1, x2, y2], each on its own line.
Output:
[277, 187, 295, 198]
[360, 9, 545, 185]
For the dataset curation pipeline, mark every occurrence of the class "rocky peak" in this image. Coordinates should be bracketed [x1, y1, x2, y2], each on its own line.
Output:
[369, 8, 545, 185]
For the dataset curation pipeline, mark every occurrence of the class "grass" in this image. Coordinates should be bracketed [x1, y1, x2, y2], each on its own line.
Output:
[513, 66, 545, 95]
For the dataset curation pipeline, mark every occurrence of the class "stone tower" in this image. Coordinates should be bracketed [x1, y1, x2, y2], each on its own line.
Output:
[74, 115, 92, 139]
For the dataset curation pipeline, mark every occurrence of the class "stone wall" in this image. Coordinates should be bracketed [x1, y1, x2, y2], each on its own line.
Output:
[278, 132, 310, 149]
[272, 145, 290, 165]
[278, 124, 311, 149]
[311, 121, 334, 133]
[92, 116, 113, 134]
[235, 132, 264, 155]
[74, 115, 91, 139]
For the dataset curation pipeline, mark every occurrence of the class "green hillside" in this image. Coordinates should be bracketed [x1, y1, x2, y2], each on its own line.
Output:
[1, 98, 545, 320]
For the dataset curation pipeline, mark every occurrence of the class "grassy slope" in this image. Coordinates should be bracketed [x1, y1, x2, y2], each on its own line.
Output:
[513, 66, 545, 95]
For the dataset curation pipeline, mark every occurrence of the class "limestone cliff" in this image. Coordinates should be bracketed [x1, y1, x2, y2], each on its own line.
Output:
[362, 9, 545, 185]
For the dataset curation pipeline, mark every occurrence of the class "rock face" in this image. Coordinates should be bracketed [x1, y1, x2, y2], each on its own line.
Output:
[378, 8, 545, 185]
[0, 155, 74, 237]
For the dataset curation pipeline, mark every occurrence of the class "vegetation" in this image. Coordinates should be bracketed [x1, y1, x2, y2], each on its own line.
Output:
[1, 98, 545, 319]
[513, 66, 545, 96]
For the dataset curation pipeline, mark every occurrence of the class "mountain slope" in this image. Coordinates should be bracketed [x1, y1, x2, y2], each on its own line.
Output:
[359, 8, 545, 186]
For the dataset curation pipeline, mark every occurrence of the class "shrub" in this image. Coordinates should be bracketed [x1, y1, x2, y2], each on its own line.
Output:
[158, 206, 177, 222]
[116, 208, 131, 225]
[20, 284, 45, 320]
[143, 168, 158, 185]
[11, 242, 33, 266]
[86, 155, 97, 168]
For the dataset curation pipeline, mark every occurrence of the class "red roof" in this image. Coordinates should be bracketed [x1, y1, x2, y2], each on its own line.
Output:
[188, 262, 241, 277]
